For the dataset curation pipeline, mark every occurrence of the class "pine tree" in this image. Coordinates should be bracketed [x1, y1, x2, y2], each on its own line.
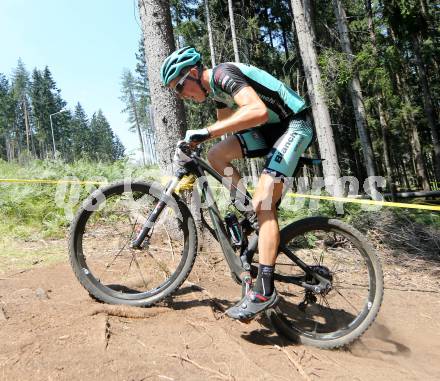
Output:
[112, 134, 125, 161]
[69, 102, 91, 160]
[30, 66, 68, 159]
[90, 110, 115, 162]
[135, 37, 157, 164]
[10, 58, 31, 159]
[120, 69, 146, 164]
[0, 74, 14, 160]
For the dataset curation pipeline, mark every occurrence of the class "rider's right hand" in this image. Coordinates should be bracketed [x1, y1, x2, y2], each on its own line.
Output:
[184, 128, 210, 144]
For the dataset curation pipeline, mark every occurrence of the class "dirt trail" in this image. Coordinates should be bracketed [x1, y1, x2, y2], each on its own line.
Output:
[0, 244, 439, 381]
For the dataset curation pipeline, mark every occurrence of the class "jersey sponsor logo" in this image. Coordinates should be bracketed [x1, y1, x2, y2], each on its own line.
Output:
[274, 153, 283, 163]
[258, 93, 290, 119]
[274, 134, 304, 163]
[221, 75, 230, 89]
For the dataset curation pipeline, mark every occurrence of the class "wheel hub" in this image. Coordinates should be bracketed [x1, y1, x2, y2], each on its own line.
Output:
[310, 265, 332, 281]
[306, 265, 333, 295]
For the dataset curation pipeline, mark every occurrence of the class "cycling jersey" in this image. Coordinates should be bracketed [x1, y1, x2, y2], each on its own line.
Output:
[209, 63, 307, 123]
[208, 62, 312, 177]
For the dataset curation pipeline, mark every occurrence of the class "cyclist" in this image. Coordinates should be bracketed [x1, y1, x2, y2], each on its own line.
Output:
[160, 46, 313, 321]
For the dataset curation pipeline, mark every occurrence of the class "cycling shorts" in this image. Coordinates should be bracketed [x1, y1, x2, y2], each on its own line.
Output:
[234, 114, 313, 178]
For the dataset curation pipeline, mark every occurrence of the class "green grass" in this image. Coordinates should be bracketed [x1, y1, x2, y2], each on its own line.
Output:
[0, 158, 159, 240]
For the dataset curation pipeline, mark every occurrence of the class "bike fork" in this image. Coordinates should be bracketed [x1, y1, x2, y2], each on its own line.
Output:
[130, 176, 181, 249]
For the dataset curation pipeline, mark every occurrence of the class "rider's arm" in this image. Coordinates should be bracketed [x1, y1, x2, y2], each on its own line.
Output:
[207, 87, 268, 138]
[216, 107, 234, 121]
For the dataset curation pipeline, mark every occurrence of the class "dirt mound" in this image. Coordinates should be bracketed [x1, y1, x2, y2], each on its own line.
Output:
[352, 209, 440, 261]
[1, 243, 440, 380]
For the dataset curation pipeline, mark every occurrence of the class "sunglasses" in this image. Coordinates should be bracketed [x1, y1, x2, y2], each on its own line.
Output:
[173, 70, 192, 94]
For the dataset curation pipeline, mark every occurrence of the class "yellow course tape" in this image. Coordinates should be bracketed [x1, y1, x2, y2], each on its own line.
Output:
[0, 178, 439, 212]
[0, 178, 107, 185]
[286, 193, 440, 212]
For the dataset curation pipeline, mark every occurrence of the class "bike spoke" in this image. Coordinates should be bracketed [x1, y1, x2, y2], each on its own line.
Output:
[95, 217, 139, 280]
[321, 294, 341, 330]
[333, 287, 360, 315]
[318, 250, 325, 266]
[311, 250, 320, 265]
[131, 253, 150, 289]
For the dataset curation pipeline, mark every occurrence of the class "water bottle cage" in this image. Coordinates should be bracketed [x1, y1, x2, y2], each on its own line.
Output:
[224, 213, 243, 249]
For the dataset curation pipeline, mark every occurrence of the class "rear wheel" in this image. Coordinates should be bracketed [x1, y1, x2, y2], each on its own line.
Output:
[268, 217, 383, 349]
[69, 181, 197, 307]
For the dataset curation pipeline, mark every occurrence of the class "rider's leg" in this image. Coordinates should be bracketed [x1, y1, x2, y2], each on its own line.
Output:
[226, 117, 313, 320]
[251, 174, 284, 296]
[207, 135, 247, 200]
[252, 174, 284, 265]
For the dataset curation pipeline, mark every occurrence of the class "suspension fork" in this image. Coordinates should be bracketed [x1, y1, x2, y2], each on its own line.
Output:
[130, 173, 184, 249]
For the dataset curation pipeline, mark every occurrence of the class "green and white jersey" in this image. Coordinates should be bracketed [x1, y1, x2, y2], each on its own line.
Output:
[209, 62, 307, 123]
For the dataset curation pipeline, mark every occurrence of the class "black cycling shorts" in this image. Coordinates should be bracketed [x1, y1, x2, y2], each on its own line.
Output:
[234, 115, 313, 178]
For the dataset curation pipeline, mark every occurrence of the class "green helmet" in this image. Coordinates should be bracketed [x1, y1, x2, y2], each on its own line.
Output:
[160, 46, 201, 86]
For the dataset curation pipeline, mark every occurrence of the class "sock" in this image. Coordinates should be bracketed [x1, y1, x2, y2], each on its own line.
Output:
[253, 264, 274, 297]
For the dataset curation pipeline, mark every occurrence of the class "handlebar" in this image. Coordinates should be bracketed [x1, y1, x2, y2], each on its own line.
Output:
[177, 140, 202, 157]
[173, 140, 203, 167]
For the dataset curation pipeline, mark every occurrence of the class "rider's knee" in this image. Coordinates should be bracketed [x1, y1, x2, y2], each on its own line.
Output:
[252, 174, 283, 214]
[207, 145, 221, 166]
[252, 192, 277, 214]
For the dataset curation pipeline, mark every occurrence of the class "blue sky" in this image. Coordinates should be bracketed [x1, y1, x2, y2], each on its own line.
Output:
[0, 0, 143, 156]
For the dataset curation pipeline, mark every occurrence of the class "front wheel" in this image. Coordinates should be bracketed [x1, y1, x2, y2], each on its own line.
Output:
[268, 217, 383, 349]
[68, 181, 198, 307]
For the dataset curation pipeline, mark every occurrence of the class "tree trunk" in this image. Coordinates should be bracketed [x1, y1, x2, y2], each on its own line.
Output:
[227, 0, 258, 180]
[249, 158, 259, 186]
[138, 0, 186, 174]
[204, 0, 216, 68]
[266, 8, 274, 49]
[227, 0, 240, 62]
[142, 130, 150, 165]
[291, 0, 342, 195]
[399, 157, 410, 190]
[388, 25, 430, 190]
[394, 65, 430, 190]
[411, 33, 440, 182]
[281, 26, 289, 61]
[333, 0, 376, 183]
[378, 102, 396, 199]
[302, 0, 317, 44]
[410, 125, 430, 190]
[148, 104, 158, 163]
[365, 0, 405, 195]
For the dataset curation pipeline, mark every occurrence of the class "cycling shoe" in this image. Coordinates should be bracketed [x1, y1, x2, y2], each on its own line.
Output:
[226, 289, 279, 321]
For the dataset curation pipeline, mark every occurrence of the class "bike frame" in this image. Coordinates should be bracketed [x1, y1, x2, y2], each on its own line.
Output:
[131, 145, 331, 293]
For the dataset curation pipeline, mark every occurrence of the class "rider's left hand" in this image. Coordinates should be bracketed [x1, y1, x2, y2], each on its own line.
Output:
[184, 128, 211, 144]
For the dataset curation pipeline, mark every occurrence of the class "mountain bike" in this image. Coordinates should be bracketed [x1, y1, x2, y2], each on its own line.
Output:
[69, 141, 383, 349]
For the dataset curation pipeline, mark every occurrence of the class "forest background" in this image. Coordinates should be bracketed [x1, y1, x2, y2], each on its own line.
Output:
[0, 0, 439, 247]
[136, 0, 440, 194]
